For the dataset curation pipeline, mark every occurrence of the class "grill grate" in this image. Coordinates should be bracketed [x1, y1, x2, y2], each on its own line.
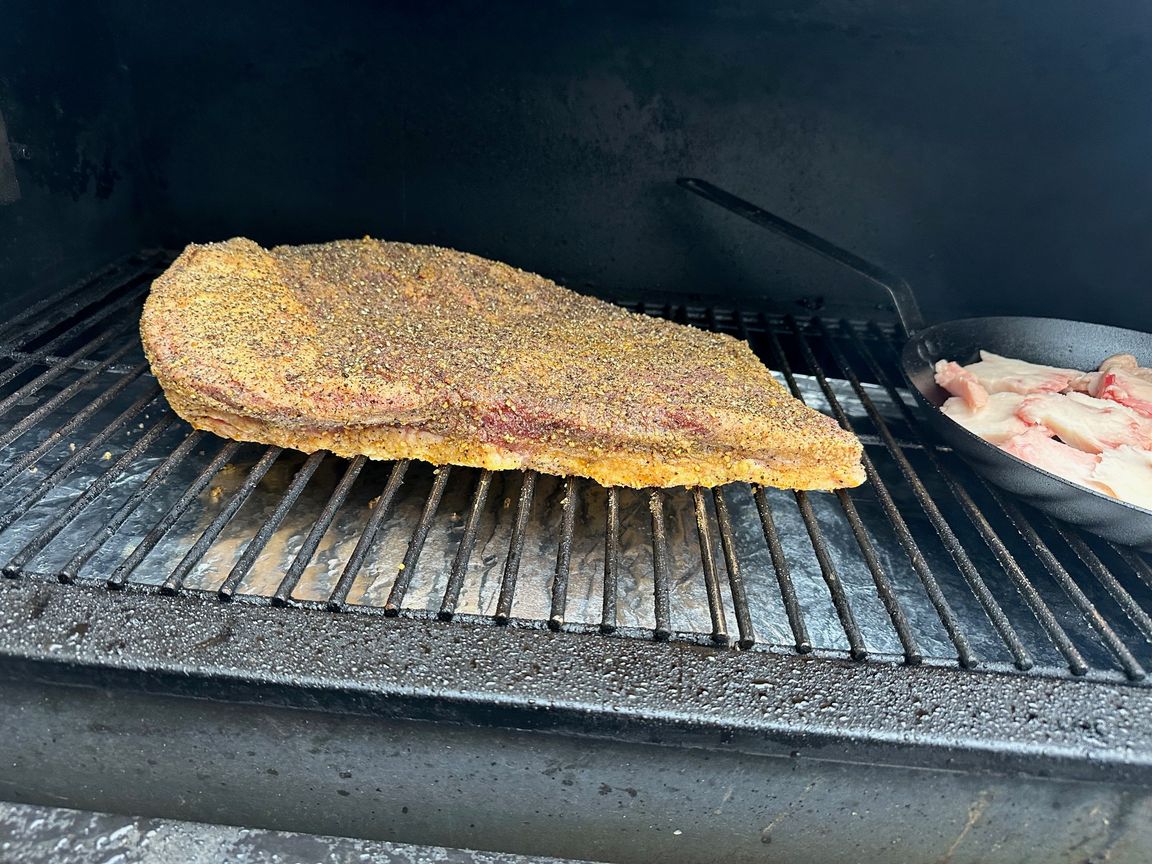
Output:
[2, 256, 1152, 685]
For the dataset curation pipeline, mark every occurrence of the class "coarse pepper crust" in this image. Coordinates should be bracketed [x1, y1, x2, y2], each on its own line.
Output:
[140, 238, 865, 490]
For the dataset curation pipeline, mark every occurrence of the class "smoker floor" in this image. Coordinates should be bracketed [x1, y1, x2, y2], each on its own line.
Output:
[2, 253, 1152, 686]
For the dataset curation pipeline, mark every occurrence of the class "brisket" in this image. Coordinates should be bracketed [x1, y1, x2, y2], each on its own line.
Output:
[140, 238, 864, 489]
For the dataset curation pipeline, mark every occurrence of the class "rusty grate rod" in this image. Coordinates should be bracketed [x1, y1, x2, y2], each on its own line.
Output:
[548, 477, 580, 630]
[59, 429, 206, 583]
[495, 470, 538, 624]
[162, 446, 284, 595]
[0, 382, 162, 538]
[108, 440, 243, 588]
[851, 321, 1036, 670]
[273, 456, 367, 606]
[219, 451, 328, 600]
[712, 487, 756, 649]
[327, 459, 411, 611]
[440, 469, 495, 621]
[649, 489, 673, 640]
[692, 487, 730, 645]
[600, 486, 621, 634]
[382, 466, 450, 614]
[4, 411, 176, 576]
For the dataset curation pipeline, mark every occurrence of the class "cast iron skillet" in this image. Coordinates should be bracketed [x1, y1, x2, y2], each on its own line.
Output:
[679, 177, 1152, 550]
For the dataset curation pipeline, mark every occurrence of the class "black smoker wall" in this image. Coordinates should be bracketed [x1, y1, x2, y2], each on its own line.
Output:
[3, 1, 1152, 327]
[0, 2, 142, 304]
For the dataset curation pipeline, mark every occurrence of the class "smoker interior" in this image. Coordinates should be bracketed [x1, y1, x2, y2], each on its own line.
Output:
[5, 255, 1152, 681]
[5, 3, 1152, 862]
[2, 256, 1152, 862]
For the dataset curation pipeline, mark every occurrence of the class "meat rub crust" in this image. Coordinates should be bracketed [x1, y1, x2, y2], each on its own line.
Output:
[140, 238, 865, 490]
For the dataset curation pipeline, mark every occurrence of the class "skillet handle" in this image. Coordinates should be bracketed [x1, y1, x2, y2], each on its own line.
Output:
[677, 177, 925, 335]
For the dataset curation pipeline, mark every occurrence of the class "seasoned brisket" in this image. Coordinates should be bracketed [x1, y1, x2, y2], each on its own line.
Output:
[140, 238, 864, 489]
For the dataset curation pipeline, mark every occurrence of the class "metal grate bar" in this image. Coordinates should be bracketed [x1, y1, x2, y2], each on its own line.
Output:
[788, 319, 965, 665]
[782, 317, 922, 660]
[162, 446, 284, 595]
[0, 359, 150, 494]
[328, 460, 410, 611]
[703, 305, 753, 648]
[0, 345, 141, 459]
[0, 256, 156, 350]
[107, 441, 243, 588]
[848, 320, 1094, 673]
[439, 469, 495, 621]
[855, 432, 949, 451]
[495, 470, 537, 624]
[691, 487, 730, 645]
[989, 493, 1144, 679]
[1059, 529, 1152, 649]
[836, 488, 922, 664]
[58, 429, 206, 582]
[761, 326, 867, 659]
[382, 466, 450, 614]
[219, 451, 328, 600]
[548, 478, 580, 630]
[712, 488, 755, 649]
[0, 322, 129, 420]
[794, 490, 868, 659]
[600, 486, 620, 634]
[0, 297, 147, 393]
[3, 412, 177, 576]
[273, 456, 367, 606]
[751, 486, 811, 653]
[1114, 546, 1152, 594]
[948, 479, 1088, 674]
[846, 322, 1036, 669]
[0, 287, 146, 390]
[0, 256, 134, 344]
[0, 382, 162, 536]
[854, 455, 971, 664]
[649, 489, 673, 640]
[731, 311, 810, 653]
